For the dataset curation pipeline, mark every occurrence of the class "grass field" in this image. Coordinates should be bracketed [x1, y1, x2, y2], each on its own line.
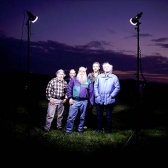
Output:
[1, 72, 168, 164]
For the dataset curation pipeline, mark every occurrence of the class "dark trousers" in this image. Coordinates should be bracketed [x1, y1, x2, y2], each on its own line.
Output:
[96, 104, 113, 133]
[84, 105, 92, 127]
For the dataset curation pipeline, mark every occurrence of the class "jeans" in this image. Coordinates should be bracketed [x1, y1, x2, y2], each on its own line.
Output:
[66, 99, 88, 133]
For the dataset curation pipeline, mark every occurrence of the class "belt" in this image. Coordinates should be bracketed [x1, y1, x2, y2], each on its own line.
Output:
[54, 96, 65, 100]
[73, 97, 88, 101]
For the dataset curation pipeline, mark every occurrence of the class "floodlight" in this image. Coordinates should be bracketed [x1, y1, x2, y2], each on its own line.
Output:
[25, 10, 38, 81]
[130, 12, 143, 25]
[26, 11, 38, 23]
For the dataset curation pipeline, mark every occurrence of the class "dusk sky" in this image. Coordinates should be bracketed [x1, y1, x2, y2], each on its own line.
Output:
[0, 0, 168, 83]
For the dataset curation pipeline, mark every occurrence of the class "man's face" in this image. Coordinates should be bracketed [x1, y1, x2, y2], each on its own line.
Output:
[103, 64, 111, 73]
[93, 64, 100, 72]
[77, 68, 87, 83]
[57, 72, 64, 80]
[78, 69, 86, 76]
[69, 71, 76, 78]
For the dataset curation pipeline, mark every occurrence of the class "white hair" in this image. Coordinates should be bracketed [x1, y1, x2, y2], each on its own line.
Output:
[102, 62, 113, 73]
[56, 69, 66, 77]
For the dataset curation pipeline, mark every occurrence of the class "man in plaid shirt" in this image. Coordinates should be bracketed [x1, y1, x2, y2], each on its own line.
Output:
[44, 69, 67, 133]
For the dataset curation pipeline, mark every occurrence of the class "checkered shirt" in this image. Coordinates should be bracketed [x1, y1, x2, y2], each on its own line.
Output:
[46, 77, 67, 100]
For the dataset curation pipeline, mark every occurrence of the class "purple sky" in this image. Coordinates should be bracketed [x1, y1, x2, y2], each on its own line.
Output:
[0, 0, 168, 83]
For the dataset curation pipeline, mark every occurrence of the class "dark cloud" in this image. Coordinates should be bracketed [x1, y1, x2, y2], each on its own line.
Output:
[140, 33, 153, 37]
[126, 33, 153, 39]
[0, 35, 167, 83]
[155, 43, 168, 49]
[75, 41, 113, 50]
[151, 37, 168, 42]
[150, 37, 168, 48]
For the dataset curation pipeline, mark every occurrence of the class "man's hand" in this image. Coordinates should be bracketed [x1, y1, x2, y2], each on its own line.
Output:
[69, 98, 74, 105]
[49, 98, 55, 105]
[62, 99, 67, 104]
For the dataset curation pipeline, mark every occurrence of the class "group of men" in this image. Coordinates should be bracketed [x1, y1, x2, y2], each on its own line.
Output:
[43, 62, 120, 134]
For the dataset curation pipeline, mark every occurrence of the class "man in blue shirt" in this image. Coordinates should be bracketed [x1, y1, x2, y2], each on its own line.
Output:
[94, 62, 120, 134]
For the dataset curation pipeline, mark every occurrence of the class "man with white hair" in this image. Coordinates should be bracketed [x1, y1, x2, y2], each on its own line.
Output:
[94, 62, 120, 134]
[44, 69, 67, 133]
[65, 66, 94, 134]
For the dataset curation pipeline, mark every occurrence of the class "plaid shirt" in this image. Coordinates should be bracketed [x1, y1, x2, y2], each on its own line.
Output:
[46, 77, 67, 100]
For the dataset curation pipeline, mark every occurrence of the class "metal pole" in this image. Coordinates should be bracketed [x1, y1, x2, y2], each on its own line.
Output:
[136, 21, 140, 103]
[26, 19, 30, 76]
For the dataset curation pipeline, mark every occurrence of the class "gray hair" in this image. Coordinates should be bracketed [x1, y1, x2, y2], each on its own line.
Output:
[102, 62, 113, 72]
[56, 69, 66, 77]
[78, 66, 87, 72]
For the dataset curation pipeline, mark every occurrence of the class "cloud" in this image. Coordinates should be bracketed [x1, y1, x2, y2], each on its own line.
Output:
[75, 41, 113, 50]
[0, 35, 167, 83]
[151, 37, 168, 48]
[126, 33, 153, 39]
[155, 43, 168, 49]
[151, 37, 168, 42]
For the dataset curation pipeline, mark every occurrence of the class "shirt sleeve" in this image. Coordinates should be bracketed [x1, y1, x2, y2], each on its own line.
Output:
[46, 79, 53, 100]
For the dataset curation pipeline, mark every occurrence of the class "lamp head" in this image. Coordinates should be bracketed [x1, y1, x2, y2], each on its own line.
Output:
[130, 12, 143, 25]
[27, 11, 38, 23]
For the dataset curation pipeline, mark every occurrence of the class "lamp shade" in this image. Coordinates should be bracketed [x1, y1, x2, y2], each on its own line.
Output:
[27, 11, 38, 23]
[130, 12, 143, 26]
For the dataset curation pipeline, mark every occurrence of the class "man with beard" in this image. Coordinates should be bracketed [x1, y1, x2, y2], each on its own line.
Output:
[65, 69, 76, 84]
[65, 67, 94, 134]
[88, 62, 101, 83]
[84, 62, 101, 129]
[64, 69, 77, 124]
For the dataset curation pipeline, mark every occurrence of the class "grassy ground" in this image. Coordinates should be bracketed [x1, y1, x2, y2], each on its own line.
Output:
[2, 99, 167, 163]
[1, 73, 168, 164]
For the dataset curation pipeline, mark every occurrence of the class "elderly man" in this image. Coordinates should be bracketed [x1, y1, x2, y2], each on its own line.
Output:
[44, 69, 67, 133]
[94, 62, 120, 134]
[65, 66, 94, 134]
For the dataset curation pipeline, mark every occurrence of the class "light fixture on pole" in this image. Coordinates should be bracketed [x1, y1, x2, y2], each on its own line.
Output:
[25, 10, 38, 89]
[122, 12, 143, 150]
[26, 11, 38, 23]
[130, 12, 143, 25]
[24, 11, 38, 135]
[129, 12, 143, 98]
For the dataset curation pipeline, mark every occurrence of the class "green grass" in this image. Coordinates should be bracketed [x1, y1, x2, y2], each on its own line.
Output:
[1, 74, 168, 163]
[10, 100, 167, 159]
